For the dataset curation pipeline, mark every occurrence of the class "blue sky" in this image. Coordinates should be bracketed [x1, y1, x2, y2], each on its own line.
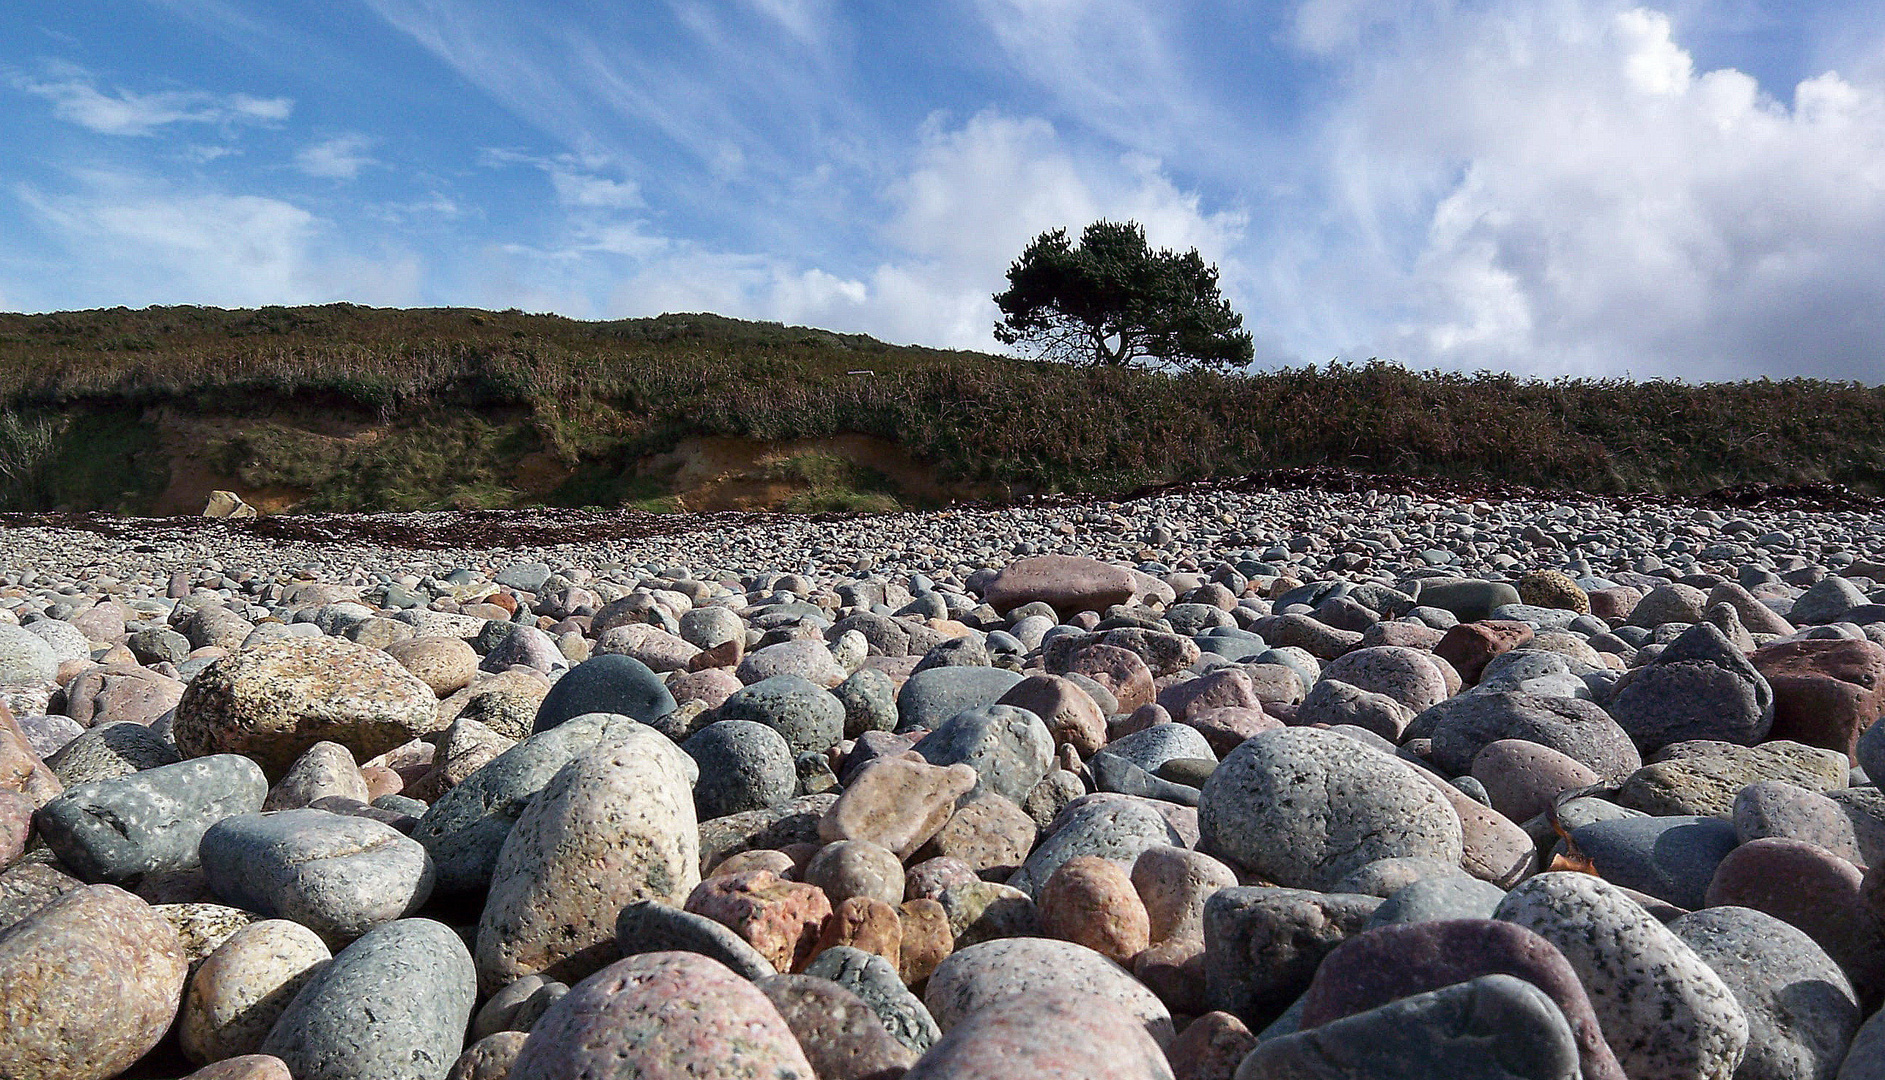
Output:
[3, 1, 1884, 379]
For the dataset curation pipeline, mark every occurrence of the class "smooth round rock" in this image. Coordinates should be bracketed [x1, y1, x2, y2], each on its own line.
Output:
[1008, 793, 1186, 897]
[1199, 727, 1464, 891]
[1733, 780, 1866, 866]
[804, 838, 906, 908]
[1131, 844, 1240, 945]
[0, 625, 57, 684]
[717, 675, 846, 757]
[385, 637, 479, 697]
[1242, 974, 1580, 1080]
[1671, 905, 1860, 1080]
[1423, 691, 1641, 782]
[264, 741, 370, 811]
[615, 899, 777, 980]
[757, 973, 918, 1080]
[0, 884, 188, 1080]
[895, 666, 1026, 733]
[260, 918, 477, 1080]
[1038, 855, 1151, 964]
[182, 1056, 294, 1080]
[1610, 622, 1775, 751]
[1298, 918, 1624, 1080]
[200, 808, 435, 942]
[181, 919, 333, 1063]
[685, 720, 796, 820]
[34, 753, 267, 887]
[1570, 815, 1740, 911]
[833, 667, 900, 737]
[412, 712, 651, 895]
[447, 1032, 526, 1080]
[530, 654, 676, 734]
[1494, 872, 1749, 1080]
[926, 937, 1174, 1046]
[805, 944, 943, 1054]
[902, 990, 1174, 1080]
[174, 637, 441, 778]
[1368, 876, 1509, 927]
[475, 728, 699, 993]
[1472, 740, 1601, 824]
[508, 952, 814, 1080]
[916, 704, 1054, 804]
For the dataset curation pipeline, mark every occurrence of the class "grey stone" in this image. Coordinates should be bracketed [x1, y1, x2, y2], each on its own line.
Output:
[1495, 872, 1749, 1080]
[1570, 815, 1740, 911]
[0, 624, 57, 684]
[716, 675, 845, 756]
[916, 704, 1053, 803]
[411, 712, 653, 895]
[34, 754, 266, 887]
[261, 918, 476, 1080]
[614, 898, 776, 980]
[684, 719, 796, 819]
[1237, 974, 1581, 1080]
[804, 944, 942, 1054]
[895, 666, 1025, 732]
[1671, 905, 1859, 1080]
[1203, 885, 1382, 1024]
[200, 808, 435, 942]
[1007, 794, 1185, 896]
[1367, 875, 1510, 927]
[47, 721, 180, 785]
[1199, 727, 1463, 891]
[530, 654, 675, 733]
[832, 667, 899, 737]
[1611, 622, 1775, 751]
[1422, 691, 1641, 782]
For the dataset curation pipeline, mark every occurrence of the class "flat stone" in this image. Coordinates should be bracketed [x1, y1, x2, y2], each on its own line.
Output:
[820, 756, 978, 858]
[1245, 974, 1581, 1080]
[1571, 814, 1740, 910]
[1616, 739, 1848, 818]
[983, 555, 1139, 615]
[895, 666, 1025, 733]
[34, 753, 266, 886]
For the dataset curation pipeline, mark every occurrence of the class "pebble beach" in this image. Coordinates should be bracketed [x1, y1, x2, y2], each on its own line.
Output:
[3, 476, 1885, 1079]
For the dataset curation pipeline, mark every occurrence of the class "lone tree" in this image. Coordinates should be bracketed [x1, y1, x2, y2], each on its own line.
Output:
[993, 219, 1253, 370]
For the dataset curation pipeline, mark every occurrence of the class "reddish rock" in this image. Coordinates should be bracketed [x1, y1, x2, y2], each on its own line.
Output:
[1182, 707, 1282, 757]
[687, 869, 834, 973]
[983, 556, 1139, 616]
[820, 758, 978, 859]
[903, 990, 1172, 1079]
[757, 973, 918, 1080]
[1298, 919, 1626, 1080]
[1038, 856, 1151, 965]
[1752, 638, 1885, 759]
[1434, 620, 1534, 685]
[999, 675, 1107, 755]
[0, 884, 189, 1080]
[1132, 936, 1207, 1015]
[667, 666, 745, 708]
[814, 895, 902, 969]
[182, 1057, 294, 1080]
[1166, 1011, 1255, 1080]
[1062, 645, 1156, 714]
[509, 952, 814, 1079]
[904, 857, 979, 902]
[1131, 845, 1240, 946]
[0, 707, 58, 807]
[1156, 669, 1262, 722]
[1708, 837, 1877, 985]
[920, 792, 1036, 878]
[0, 790, 30, 866]
[898, 898, 953, 987]
[1587, 586, 1644, 622]
[447, 1033, 526, 1080]
[1471, 739, 1601, 823]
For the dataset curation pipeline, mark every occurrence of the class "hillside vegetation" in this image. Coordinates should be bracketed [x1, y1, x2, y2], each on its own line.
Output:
[0, 303, 1880, 515]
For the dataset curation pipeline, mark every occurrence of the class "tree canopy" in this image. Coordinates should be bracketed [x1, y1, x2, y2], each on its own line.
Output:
[992, 219, 1254, 371]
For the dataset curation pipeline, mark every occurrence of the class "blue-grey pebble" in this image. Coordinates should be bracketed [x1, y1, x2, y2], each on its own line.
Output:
[915, 704, 1053, 803]
[716, 675, 845, 756]
[201, 808, 435, 941]
[261, 917, 476, 1080]
[894, 666, 1024, 733]
[615, 899, 777, 980]
[34, 753, 266, 886]
[531, 654, 675, 734]
[803, 944, 940, 1054]
[684, 720, 796, 819]
[1570, 814, 1739, 911]
[1367, 876, 1509, 928]
[1236, 974, 1580, 1080]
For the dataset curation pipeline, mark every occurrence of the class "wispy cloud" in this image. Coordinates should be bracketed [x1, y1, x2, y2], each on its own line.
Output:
[9, 62, 290, 136]
[294, 133, 375, 180]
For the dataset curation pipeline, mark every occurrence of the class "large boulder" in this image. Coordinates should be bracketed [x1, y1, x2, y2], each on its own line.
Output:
[174, 637, 441, 778]
[982, 556, 1139, 616]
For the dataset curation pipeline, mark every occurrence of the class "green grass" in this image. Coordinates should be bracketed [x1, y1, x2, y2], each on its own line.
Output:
[766, 451, 904, 513]
[0, 302, 1880, 512]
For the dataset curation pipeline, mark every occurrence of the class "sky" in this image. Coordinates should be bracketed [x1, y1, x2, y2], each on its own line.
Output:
[3, 1, 1884, 380]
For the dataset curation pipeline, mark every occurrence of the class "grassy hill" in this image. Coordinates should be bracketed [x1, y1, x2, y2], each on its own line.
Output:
[0, 302, 1880, 515]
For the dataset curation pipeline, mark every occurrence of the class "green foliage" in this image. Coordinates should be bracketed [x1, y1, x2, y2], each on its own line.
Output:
[0, 304, 1879, 512]
[765, 451, 903, 513]
[0, 411, 67, 509]
[993, 220, 1254, 371]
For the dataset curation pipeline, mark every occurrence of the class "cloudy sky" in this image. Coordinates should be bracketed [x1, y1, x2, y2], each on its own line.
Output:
[3, 1, 1884, 379]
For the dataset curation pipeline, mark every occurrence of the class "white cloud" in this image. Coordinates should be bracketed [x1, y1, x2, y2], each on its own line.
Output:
[295, 134, 376, 180]
[548, 170, 642, 209]
[10, 63, 291, 136]
[14, 171, 420, 307]
[1276, 0, 1885, 379]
